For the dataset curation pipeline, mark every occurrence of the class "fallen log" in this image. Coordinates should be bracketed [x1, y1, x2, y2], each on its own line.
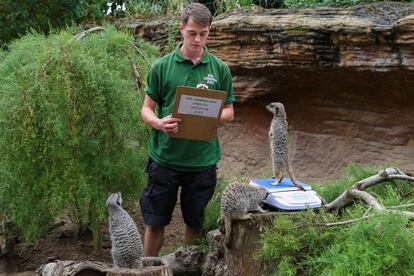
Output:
[36, 245, 203, 276]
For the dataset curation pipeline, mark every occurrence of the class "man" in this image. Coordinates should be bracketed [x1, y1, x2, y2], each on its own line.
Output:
[140, 2, 235, 257]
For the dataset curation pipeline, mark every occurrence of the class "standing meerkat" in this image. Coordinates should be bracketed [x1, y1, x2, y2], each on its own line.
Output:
[266, 102, 305, 191]
[106, 192, 143, 269]
[220, 181, 268, 248]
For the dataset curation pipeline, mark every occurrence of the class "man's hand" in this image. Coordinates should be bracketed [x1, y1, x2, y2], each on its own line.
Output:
[141, 95, 181, 135]
[156, 115, 181, 135]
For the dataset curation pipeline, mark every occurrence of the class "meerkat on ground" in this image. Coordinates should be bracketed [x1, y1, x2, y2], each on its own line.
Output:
[266, 102, 305, 191]
[220, 181, 268, 248]
[106, 192, 143, 269]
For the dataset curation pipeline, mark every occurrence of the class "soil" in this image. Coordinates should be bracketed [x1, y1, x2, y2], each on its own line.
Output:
[0, 202, 186, 275]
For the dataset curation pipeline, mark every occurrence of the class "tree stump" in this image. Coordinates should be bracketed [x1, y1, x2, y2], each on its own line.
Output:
[203, 211, 276, 276]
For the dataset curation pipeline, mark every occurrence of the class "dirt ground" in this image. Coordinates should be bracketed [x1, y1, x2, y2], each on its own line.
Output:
[0, 201, 186, 275]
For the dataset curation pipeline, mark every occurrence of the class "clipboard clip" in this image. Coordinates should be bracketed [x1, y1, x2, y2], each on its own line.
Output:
[196, 82, 209, 89]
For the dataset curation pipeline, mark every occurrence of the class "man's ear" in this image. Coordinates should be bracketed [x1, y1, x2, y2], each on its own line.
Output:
[179, 23, 184, 34]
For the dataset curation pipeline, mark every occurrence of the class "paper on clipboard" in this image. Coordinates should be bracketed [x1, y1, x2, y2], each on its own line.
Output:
[170, 86, 227, 141]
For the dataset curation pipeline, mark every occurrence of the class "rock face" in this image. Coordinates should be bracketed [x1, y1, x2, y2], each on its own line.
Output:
[121, 2, 414, 182]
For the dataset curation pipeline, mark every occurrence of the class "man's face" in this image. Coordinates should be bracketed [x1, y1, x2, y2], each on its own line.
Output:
[180, 17, 210, 55]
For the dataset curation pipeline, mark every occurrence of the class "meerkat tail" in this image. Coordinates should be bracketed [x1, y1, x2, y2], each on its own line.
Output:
[224, 216, 233, 248]
[277, 174, 284, 183]
[287, 165, 305, 191]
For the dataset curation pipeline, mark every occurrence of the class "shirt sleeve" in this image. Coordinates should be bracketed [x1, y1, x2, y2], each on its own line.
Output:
[221, 64, 235, 105]
[144, 67, 160, 103]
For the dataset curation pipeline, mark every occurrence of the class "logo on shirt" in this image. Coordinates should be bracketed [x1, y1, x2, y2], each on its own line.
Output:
[203, 74, 217, 85]
[197, 82, 208, 89]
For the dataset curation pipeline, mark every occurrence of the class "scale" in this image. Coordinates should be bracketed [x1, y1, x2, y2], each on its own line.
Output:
[249, 178, 323, 211]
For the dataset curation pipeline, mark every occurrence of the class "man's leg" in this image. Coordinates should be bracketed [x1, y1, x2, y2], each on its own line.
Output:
[181, 165, 217, 244]
[143, 225, 164, 257]
[140, 159, 180, 256]
[184, 225, 202, 244]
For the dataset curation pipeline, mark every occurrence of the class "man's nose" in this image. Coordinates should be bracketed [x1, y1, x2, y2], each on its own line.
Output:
[194, 35, 201, 42]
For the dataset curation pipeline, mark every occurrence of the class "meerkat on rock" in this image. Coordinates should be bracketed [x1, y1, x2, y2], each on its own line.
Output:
[266, 102, 305, 191]
[220, 181, 268, 248]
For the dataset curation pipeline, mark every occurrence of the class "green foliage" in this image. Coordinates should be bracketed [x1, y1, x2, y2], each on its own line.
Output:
[259, 210, 339, 274]
[252, 0, 285, 8]
[214, 0, 253, 15]
[259, 163, 414, 275]
[0, 26, 159, 244]
[308, 214, 414, 275]
[260, 215, 302, 261]
[283, 0, 414, 8]
[314, 163, 377, 203]
[125, 0, 190, 17]
[0, 0, 107, 47]
[164, 22, 181, 54]
[123, 0, 283, 17]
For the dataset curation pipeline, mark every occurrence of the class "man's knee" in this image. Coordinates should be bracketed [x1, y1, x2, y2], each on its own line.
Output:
[146, 225, 164, 234]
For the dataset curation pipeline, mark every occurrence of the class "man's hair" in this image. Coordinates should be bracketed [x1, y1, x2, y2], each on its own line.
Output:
[181, 3, 212, 27]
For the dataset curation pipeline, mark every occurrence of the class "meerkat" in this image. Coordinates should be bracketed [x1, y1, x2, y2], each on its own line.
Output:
[266, 102, 305, 191]
[220, 181, 268, 248]
[106, 192, 143, 269]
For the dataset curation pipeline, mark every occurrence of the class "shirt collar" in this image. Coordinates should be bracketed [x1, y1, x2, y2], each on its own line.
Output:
[174, 43, 210, 64]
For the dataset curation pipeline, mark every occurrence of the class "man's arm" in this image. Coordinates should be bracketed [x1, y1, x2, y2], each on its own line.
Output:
[141, 94, 181, 135]
[220, 103, 234, 123]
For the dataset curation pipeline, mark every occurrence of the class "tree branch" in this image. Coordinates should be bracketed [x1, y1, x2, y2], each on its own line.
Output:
[74, 27, 105, 41]
[322, 167, 414, 227]
[386, 203, 414, 209]
[130, 41, 152, 65]
[319, 215, 373, 227]
[348, 189, 385, 211]
[131, 60, 142, 94]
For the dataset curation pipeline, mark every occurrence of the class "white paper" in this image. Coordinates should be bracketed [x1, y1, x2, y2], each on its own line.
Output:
[177, 94, 223, 118]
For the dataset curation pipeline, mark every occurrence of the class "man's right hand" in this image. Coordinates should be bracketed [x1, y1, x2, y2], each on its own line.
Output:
[156, 115, 181, 135]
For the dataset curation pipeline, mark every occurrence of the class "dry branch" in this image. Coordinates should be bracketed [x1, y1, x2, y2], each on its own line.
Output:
[130, 42, 151, 65]
[131, 60, 142, 94]
[74, 27, 105, 41]
[320, 215, 374, 227]
[323, 167, 414, 226]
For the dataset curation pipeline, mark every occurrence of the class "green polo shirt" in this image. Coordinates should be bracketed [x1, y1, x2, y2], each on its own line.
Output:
[144, 43, 235, 171]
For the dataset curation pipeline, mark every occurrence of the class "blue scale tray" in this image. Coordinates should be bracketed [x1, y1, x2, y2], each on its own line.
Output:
[249, 178, 322, 211]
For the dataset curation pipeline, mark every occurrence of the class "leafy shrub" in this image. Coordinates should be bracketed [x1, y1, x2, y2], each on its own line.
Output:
[314, 163, 376, 203]
[283, 0, 408, 8]
[259, 163, 414, 275]
[0, 25, 159, 246]
[125, 0, 190, 16]
[0, 0, 107, 47]
[259, 210, 339, 274]
[308, 214, 414, 275]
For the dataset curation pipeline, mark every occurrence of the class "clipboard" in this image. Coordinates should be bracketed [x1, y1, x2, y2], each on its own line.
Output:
[170, 86, 227, 141]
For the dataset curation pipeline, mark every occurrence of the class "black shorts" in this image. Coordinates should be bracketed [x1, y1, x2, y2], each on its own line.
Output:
[139, 159, 217, 229]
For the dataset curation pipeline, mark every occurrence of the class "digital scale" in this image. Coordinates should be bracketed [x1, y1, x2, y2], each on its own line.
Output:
[249, 178, 323, 211]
